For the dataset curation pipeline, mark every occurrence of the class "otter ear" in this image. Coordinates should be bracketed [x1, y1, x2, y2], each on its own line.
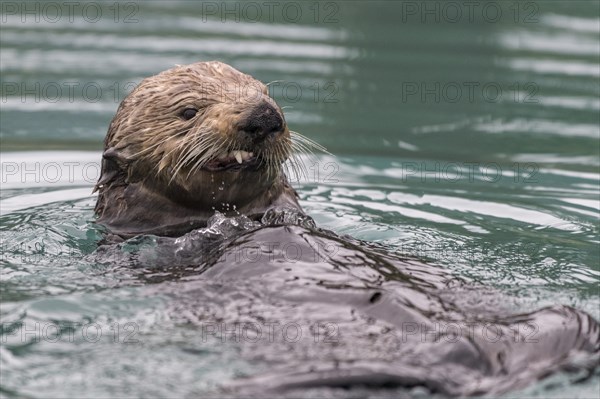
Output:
[93, 147, 129, 193]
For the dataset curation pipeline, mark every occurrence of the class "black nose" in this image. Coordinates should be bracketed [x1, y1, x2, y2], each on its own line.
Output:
[240, 102, 284, 141]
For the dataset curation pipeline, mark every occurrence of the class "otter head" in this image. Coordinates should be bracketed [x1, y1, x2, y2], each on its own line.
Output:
[94, 61, 306, 238]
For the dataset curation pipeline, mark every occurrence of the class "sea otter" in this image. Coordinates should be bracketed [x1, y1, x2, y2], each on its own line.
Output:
[92, 62, 600, 396]
[94, 61, 318, 238]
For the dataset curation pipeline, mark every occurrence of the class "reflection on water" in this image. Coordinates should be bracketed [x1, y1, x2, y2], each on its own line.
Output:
[1, 1, 599, 398]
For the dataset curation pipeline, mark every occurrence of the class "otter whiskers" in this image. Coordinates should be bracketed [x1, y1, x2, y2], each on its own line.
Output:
[284, 130, 332, 183]
[168, 131, 224, 183]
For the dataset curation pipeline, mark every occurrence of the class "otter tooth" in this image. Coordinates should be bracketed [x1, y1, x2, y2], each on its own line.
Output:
[234, 151, 243, 164]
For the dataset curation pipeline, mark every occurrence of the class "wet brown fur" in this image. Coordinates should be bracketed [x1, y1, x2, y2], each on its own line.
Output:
[94, 61, 302, 238]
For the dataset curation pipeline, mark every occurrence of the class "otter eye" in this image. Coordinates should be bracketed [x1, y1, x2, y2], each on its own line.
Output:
[181, 108, 198, 120]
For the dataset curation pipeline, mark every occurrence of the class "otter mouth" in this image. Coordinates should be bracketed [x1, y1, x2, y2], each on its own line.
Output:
[202, 150, 260, 171]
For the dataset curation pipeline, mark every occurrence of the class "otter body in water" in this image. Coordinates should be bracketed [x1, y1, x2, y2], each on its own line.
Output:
[95, 61, 305, 237]
[93, 62, 599, 396]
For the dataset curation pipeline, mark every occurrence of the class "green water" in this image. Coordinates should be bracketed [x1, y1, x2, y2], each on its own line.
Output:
[1, 1, 599, 397]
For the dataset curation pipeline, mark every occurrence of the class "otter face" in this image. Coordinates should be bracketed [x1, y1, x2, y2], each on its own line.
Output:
[100, 61, 295, 208]
[94, 61, 321, 236]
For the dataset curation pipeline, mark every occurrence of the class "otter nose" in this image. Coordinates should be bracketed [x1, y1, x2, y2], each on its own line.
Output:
[241, 102, 284, 141]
